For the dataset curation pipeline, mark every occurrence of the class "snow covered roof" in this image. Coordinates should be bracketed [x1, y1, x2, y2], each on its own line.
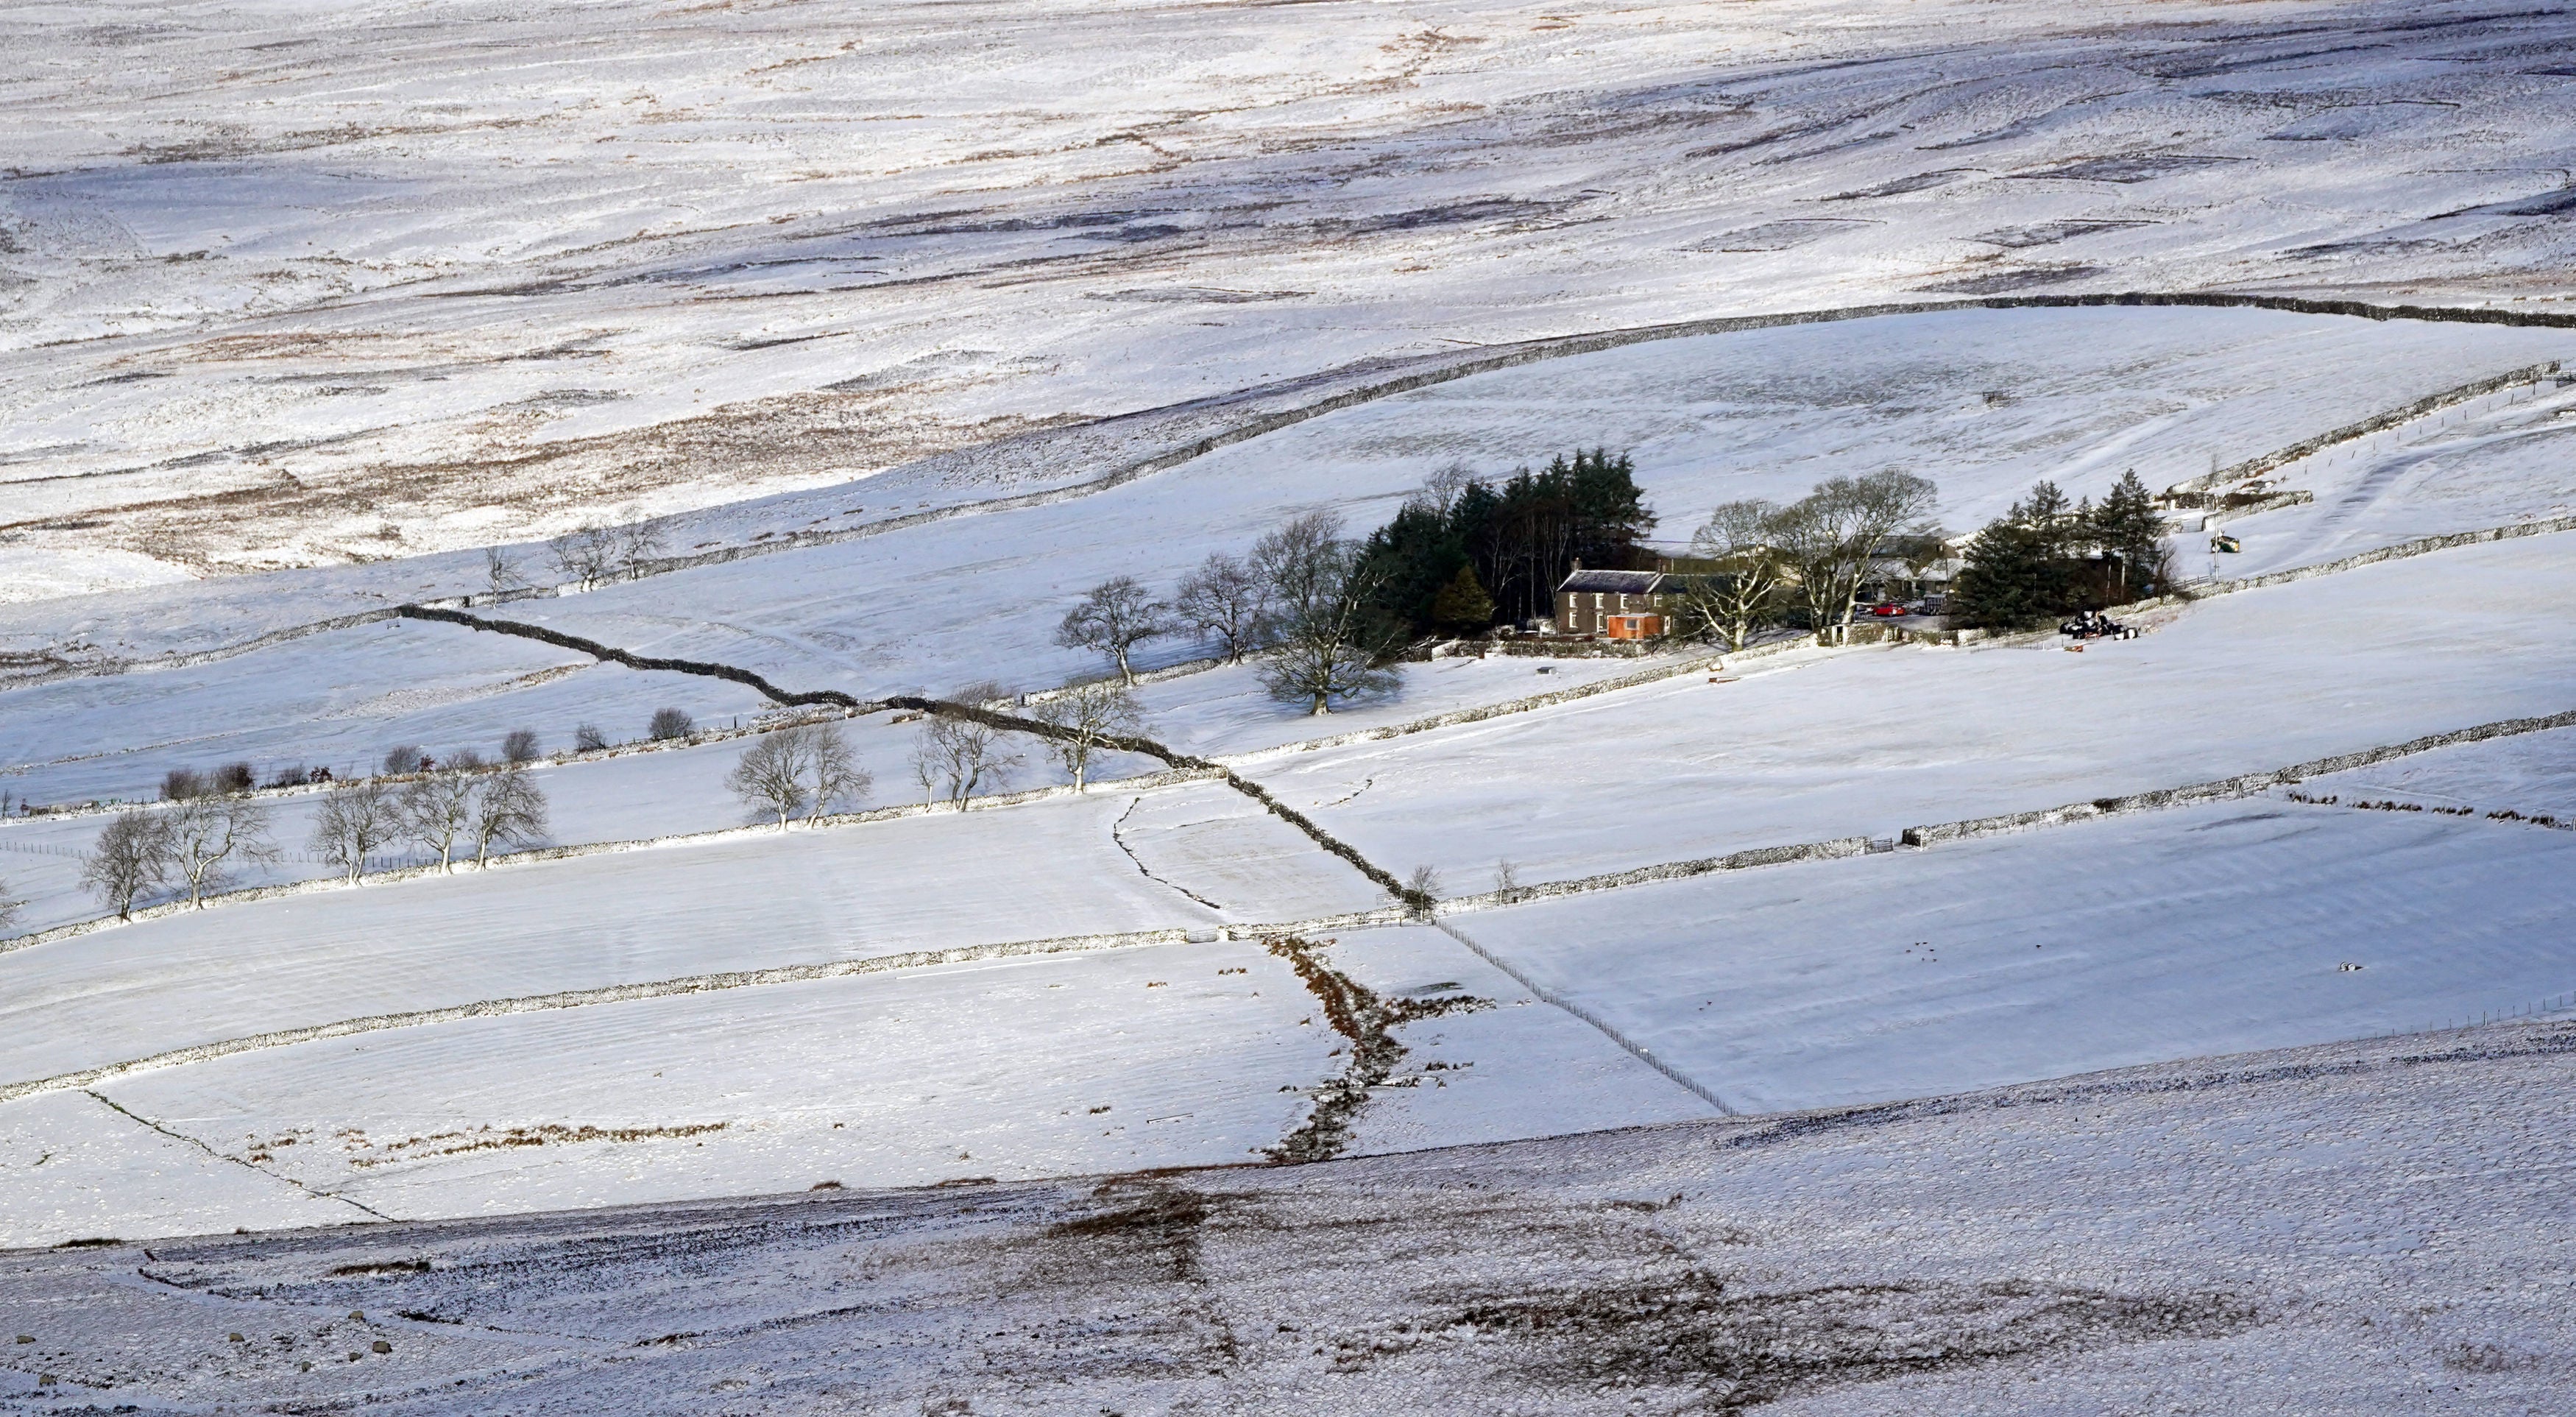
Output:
[1558, 569, 1662, 594]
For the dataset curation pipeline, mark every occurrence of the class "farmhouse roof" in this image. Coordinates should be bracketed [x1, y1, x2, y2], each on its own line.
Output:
[1558, 569, 1663, 594]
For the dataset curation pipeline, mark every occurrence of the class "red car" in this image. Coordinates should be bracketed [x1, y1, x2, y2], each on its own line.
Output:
[1866, 602, 1909, 617]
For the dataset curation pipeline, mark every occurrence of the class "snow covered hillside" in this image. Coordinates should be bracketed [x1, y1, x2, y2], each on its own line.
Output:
[3, 1020, 2566, 1413]
[3, 1, 2575, 1404]
[7, 285, 2576, 1249]
[10, 0, 2576, 589]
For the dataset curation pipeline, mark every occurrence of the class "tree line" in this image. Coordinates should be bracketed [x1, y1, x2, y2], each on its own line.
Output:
[1055, 455, 1967, 679]
[1944, 472, 2172, 629]
[47, 689, 1146, 927]
[1348, 449, 1657, 637]
[1055, 509, 1401, 715]
[1053, 450, 1659, 715]
[78, 749, 554, 920]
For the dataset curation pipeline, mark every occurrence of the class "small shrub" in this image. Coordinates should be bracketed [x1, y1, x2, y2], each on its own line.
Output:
[500, 728, 540, 764]
[573, 724, 609, 753]
[160, 767, 208, 801]
[380, 744, 426, 777]
[265, 764, 312, 788]
[648, 707, 695, 741]
[212, 761, 255, 794]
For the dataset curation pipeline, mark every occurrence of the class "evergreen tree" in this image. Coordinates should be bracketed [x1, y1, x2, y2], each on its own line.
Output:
[1560, 448, 1657, 569]
[1347, 450, 1657, 635]
[1426, 563, 1495, 632]
[1354, 501, 1468, 642]
[1946, 520, 2067, 629]
[2087, 470, 2169, 598]
[1460, 448, 1656, 624]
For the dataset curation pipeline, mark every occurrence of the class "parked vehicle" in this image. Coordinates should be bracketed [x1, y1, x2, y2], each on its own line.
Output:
[1867, 602, 1908, 618]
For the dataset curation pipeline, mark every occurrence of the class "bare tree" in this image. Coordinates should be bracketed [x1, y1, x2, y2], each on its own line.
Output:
[1772, 471, 1941, 646]
[727, 730, 810, 830]
[573, 723, 609, 752]
[501, 727, 541, 764]
[1405, 864, 1443, 909]
[160, 767, 207, 801]
[212, 760, 255, 794]
[82, 810, 171, 919]
[1253, 517, 1397, 715]
[550, 525, 620, 591]
[1416, 462, 1476, 518]
[1172, 553, 1270, 663]
[908, 744, 941, 809]
[913, 688, 1022, 809]
[311, 781, 403, 883]
[381, 744, 427, 777]
[400, 749, 485, 872]
[0, 875, 21, 935]
[1028, 682, 1142, 791]
[728, 721, 869, 829]
[800, 723, 868, 824]
[1250, 511, 1348, 629]
[1674, 500, 1793, 650]
[615, 511, 664, 580]
[165, 790, 278, 906]
[648, 707, 695, 741]
[470, 766, 549, 867]
[1260, 618, 1395, 716]
[484, 545, 528, 596]
[1056, 577, 1171, 686]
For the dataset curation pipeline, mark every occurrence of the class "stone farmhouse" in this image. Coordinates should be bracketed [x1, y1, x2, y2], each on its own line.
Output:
[1554, 565, 1678, 638]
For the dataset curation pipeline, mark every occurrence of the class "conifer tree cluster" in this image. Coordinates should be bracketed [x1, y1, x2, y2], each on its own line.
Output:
[1352, 448, 1657, 641]
[1948, 472, 2172, 629]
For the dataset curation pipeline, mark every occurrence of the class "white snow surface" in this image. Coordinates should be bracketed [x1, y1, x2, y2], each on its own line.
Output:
[4, 0, 2576, 1393]
[1267, 533, 2576, 885]
[94, 941, 1340, 1231]
[2295, 724, 2576, 819]
[0, 780, 1385, 1088]
[451, 307, 2576, 699]
[1454, 796, 2576, 1114]
[1, 1019, 2566, 1413]
[57, 927, 1706, 1238]
[10, 0, 2576, 587]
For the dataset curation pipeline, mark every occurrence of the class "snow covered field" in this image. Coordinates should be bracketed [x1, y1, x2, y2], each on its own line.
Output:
[0, 779, 1384, 1088]
[2214, 378, 2576, 576]
[11, 0, 2576, 591]
[2299, 724, 2576, 819]
[4, 1019, 2565, 1413]
[421, 306, 2576, 699]
[1, 925, 1705, 1243]
[1268, 533, 2576, 885]
[9, 0, 2576, 1391]
[0, 617, 774, 808]
[1455, 794, 2576, 1114]
[0, 700, 1130, 936]
[4, 503, 2570, 1251]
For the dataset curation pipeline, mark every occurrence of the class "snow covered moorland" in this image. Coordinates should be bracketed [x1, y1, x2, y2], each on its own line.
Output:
[10, 0, 2576, 589]
[4, 0, 2576, 1407]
